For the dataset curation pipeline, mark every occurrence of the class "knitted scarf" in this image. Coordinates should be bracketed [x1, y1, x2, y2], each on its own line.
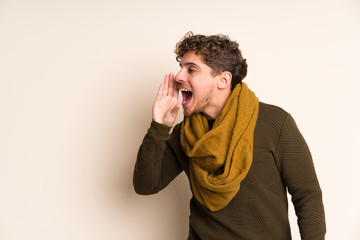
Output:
[180, 82, 259, 211]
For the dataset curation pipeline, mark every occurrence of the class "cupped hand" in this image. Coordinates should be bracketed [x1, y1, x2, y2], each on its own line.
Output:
[152, 73, 181, 127]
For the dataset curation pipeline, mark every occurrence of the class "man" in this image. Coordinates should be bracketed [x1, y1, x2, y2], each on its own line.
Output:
[133, 32, 326, 240]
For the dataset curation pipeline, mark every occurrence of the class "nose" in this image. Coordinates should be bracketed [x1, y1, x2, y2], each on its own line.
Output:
[175, 68, 185, 84]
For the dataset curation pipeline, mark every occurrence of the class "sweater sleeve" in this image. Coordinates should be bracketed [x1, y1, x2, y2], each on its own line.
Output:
[133, 120, 183, 195]
[277, 114, 326, 240]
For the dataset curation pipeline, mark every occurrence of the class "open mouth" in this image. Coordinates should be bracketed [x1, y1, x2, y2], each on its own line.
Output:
[180, 89, 193, 105]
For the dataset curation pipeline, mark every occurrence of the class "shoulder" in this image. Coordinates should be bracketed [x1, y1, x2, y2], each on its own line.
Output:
[258, 102, 289, 118]
[254, 102, 293, 146]
[257, 102, 291, 129]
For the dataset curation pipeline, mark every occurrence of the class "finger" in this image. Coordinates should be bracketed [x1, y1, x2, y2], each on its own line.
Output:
[168, 72, 174, 96]
[169, 73, 179, 100]
[155, 82, 164, 101]
[162, 74, 169, 97]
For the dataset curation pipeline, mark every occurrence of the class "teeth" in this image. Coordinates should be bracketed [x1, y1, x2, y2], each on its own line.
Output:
[180, 89, 191, 92]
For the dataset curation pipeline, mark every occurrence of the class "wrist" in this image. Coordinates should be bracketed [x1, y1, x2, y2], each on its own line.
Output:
[149, 120, 172, 138]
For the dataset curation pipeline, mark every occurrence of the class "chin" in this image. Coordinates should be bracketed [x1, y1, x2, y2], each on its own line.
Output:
[182, 108, 194, 118]
[183, 111, 192, 118]
[183, 107, 202, 118]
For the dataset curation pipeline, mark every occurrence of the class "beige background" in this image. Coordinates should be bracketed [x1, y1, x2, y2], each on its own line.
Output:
[1, 0, 359, 239]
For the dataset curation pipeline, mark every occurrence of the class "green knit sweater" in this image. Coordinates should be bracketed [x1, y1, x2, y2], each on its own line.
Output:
[133, 102, 326, 240]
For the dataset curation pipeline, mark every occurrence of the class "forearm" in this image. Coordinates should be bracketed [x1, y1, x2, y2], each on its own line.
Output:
[133, 121, 182, 195]
[294, 188, 326, 240]
[278, 115, 326, 239]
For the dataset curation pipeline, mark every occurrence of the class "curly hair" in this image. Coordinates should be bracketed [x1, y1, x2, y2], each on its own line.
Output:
[174, 32, 248, 91]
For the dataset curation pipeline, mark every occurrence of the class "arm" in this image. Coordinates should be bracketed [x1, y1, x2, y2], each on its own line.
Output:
[133, 121, 183, 195]
[277, 114, 326, 240]
[133, 73, 183, 195]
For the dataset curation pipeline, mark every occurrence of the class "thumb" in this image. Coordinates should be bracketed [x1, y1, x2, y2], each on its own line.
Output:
[173, 103, 181, 112]
[170, 103, 181, 117]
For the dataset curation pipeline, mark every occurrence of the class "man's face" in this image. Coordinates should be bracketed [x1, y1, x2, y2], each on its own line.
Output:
[175, 51, 220, 118]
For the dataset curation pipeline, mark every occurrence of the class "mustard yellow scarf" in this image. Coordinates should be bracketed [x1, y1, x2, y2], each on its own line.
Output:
[180, 82, 259, 211]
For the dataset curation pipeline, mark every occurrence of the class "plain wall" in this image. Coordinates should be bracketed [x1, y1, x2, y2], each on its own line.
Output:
[1, 0, 359, 239]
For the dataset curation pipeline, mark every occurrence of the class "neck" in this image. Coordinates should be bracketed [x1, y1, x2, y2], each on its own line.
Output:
[202, 88, 231, 120]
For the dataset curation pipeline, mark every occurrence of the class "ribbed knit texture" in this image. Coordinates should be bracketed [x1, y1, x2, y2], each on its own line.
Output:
[134, 102, 326, 240]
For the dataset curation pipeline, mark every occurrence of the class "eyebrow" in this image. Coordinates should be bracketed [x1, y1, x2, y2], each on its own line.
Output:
[179, 62, 200, 68]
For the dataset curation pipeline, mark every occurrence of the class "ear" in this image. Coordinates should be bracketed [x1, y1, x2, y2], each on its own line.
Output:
[217, 71, 232, 90]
